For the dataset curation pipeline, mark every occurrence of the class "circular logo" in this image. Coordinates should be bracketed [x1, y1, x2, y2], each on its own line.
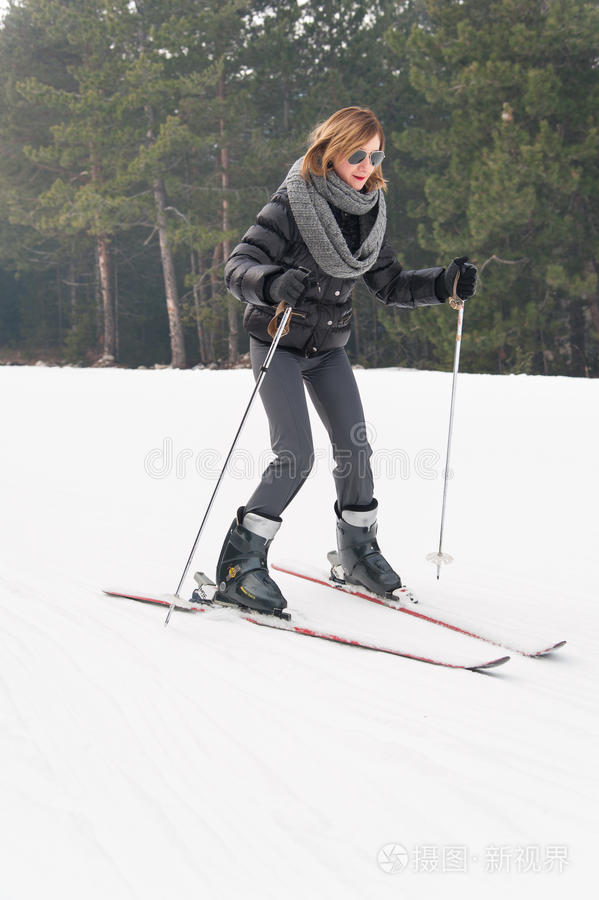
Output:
[350, 420, 377, 447]
[377, 843, 409, 874]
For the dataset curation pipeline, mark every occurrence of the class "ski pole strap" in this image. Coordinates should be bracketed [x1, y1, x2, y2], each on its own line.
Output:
[267, 302, 305, 338]
[449, 270, 464, 310]
[267, 302, 289, 338]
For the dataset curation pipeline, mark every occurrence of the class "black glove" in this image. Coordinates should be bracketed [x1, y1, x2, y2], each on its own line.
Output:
[443, 256, 477, 301]
[268, 268, 309, 308]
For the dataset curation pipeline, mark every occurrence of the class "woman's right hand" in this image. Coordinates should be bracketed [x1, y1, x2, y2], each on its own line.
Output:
[268, 268, 310, 308]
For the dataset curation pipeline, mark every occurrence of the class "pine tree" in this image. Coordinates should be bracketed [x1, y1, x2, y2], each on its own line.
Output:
[386, 0, 599, 375]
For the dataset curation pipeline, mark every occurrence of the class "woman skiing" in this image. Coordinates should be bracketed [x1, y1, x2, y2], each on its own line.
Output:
[216, 106, 477, 615]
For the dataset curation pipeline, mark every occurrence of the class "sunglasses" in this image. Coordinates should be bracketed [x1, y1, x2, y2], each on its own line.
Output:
[347, 149, 385, 167]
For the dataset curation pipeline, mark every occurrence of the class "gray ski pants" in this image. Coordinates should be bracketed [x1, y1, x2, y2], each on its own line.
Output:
[245, 336, 374, 519]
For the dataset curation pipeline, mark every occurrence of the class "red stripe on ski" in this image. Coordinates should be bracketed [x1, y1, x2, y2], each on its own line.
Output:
[271, 564, 566, 659]
[102, 589, 510, 671]
[103, 589, 205, 612]
[242, 615, 510, 670]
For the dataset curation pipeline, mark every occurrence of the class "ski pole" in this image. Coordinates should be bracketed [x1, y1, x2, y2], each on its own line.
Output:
[426, 271, 465, 580]
[164, 301, 295, 626]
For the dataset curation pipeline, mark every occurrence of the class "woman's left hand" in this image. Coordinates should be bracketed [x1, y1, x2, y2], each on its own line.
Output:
[444, 257, 477, 301]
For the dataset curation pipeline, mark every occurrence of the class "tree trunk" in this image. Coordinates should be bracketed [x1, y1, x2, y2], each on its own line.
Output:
[143, 98, 186, 369]
[114, 240, 119, 364]
[223, 206, 237, 367]
[89, 145, 115, 365]
[97, 235, 116, 363]
[94, 247, 102, 345]
[153, 176, 186, 368]
[219, 78, 237, 366]
[567, 297, 586, 377]
[69, 262, 77, 315]
[56, 263, 63, 345]
[191, 249, 207, 365]
[589, 261, 599, 373]
[283, 93, 289, 132]
[210, 243, 221, 299]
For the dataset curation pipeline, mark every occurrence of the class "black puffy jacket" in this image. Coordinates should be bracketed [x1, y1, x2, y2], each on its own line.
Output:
[224, 184, 445, 358]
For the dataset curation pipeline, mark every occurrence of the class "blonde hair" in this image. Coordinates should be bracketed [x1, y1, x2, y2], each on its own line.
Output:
[301, 107, 387, 193]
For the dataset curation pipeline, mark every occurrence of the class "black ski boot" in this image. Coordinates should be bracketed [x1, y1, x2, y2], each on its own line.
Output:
[334, 500, 402, 596]
[214, 507, 288, 616]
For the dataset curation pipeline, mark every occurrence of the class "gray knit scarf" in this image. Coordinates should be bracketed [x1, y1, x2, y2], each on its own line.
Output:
[284, 156, 387, 279]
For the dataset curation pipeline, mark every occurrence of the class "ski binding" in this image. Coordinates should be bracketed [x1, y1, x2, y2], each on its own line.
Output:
[326, 550, 418, 605]
[191, 571, 292, 620]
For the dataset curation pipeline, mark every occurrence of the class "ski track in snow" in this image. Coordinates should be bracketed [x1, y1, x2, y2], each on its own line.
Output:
[1, 365, 597, 899]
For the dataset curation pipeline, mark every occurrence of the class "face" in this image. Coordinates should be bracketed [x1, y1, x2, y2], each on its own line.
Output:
[332, 133, 382, 190]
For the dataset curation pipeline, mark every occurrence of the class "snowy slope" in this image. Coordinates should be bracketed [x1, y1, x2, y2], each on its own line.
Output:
[1, 364, 597, 900]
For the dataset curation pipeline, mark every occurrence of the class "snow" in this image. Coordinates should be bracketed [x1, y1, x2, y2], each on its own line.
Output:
[1, 363, 597, 899]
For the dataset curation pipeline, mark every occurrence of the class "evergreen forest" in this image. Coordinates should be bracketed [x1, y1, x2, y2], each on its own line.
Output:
[0, 0, 597, 375]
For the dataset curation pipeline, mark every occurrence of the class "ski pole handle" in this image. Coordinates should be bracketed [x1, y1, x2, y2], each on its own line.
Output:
[267, 267, 311, 338]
